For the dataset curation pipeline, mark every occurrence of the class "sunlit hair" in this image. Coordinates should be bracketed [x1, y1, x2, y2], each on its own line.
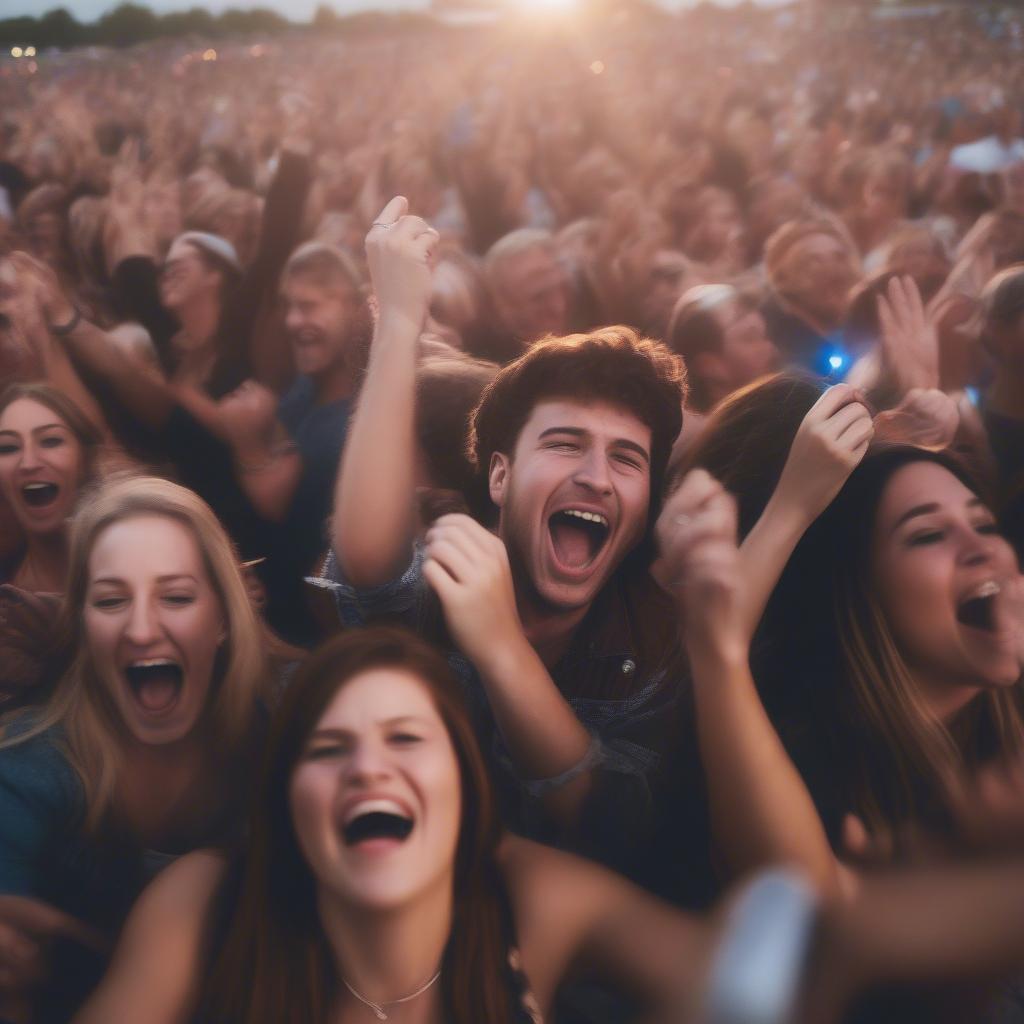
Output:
[199, 627, 512, 1024]
[0, 382, 104, 482]
[469, 326, 686, 527]
[0, 476, 271, 833]
[757, 446, 1024, 842]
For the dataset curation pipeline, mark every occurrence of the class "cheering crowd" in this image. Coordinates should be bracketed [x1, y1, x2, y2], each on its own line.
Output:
[2, 1, 1024, 1021]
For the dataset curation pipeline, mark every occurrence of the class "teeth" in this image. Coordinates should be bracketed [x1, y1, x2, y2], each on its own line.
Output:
[22, 482, 54, 491]
[344, 798, 409, 825]
[129, 659, 178, 668]
[965, 581, 1001, 602]
[563, 509, 609, 527]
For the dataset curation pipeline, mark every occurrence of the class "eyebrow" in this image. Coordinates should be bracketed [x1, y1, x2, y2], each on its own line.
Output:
[0, 424, 66, 437]
[537, 426, 651, 464]
[307, 716, 430, 738]
[91, 574, 199, 586]
[890, 497, 984, 535]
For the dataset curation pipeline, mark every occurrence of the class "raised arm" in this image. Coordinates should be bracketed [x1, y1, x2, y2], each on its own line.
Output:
[737, 384, 873, 638]
[331, 197, 438, 586]
[656, 470, 842, 897]
[423, 514, 595, 826]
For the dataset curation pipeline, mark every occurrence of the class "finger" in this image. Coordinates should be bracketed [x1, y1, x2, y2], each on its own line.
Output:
[430, 513, 499, 555]
[804, 382, 860, 424]
[823, 398, 871, 438]
[838, 416, 874, 451]
[0, 922, 39, 967]
[422, 556, 459, 602]
[425, 521, 486, 566]
[371, 195, 408, 230]
[876, 293, 896, 345]
[901, 274, 926, 326]
[0, 896, 106, 952]
[423, 538, 476, 585]
[667, 468, 727, 518]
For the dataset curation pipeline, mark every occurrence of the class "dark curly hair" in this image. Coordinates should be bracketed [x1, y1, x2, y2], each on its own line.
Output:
[468, 326, 686, 524]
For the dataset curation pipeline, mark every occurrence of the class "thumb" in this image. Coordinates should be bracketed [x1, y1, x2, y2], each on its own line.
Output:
[372, 195, 408, 229]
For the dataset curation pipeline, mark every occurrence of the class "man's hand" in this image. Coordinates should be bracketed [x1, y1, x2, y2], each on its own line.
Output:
[877, 274, 941, 393]
[215, 380, 281, 458]
[772, 383, 874, 525]
[422, 513, 526, 673]
[654, 469, 745, 661]
[365, 196, 439, 335]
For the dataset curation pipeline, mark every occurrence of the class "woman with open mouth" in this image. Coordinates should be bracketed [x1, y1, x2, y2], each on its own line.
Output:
[0, 382, 103, 594]
[752, 445, 1024, 865]
[0, 475, 279, 1021]
[74, 626, 731, 1024]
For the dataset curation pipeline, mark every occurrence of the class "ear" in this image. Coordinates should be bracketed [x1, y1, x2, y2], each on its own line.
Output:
[488, 452, 510, 509]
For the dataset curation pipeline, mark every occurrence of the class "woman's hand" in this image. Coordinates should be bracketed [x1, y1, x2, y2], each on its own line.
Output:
[365, 196, 439, 335]
[873, 387, 959, 449]
[423, 513, 527, 674]
[773, 383, 874, 526]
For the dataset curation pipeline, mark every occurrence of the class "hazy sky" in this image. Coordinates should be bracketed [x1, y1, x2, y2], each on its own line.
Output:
[0, 0, 790, 24]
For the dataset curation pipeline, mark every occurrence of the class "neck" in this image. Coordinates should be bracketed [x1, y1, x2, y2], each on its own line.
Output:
[312, 358, 358, 405]
[320, 881, 451, 1023]
[175, 293, 220, 352]
[517, 592, 588, 668]
[18, 531, 69, 592]
[913, 669, 981, 726]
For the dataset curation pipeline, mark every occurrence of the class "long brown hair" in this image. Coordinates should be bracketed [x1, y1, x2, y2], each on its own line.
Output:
[757, 446, 1024, 842]
[199, 627, 513, 1024]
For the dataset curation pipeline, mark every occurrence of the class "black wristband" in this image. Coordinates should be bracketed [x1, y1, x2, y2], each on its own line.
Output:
[49, 305, 81, 336]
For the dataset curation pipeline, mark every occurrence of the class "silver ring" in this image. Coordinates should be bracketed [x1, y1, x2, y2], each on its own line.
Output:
[371, 220, 394, 229]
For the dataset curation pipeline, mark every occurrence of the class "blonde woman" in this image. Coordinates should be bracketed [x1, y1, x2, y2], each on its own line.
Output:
[0, 476, 276, 1021]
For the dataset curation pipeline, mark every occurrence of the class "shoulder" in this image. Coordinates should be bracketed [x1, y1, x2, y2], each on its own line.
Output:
[74, 851, 227, 1024]
[0, 719, 78, 803]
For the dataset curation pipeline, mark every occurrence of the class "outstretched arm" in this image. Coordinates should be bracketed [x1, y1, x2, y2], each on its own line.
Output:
[331, 197, 438, 586]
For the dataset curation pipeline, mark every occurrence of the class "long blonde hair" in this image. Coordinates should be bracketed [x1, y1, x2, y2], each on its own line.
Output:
[0, 476, 273, 832]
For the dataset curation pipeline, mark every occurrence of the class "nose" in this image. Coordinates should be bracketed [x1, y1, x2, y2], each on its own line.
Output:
[345, 737, 393, 785]
[18, 440, 42, 473]
[958, 524, 998, 569]
[285, 307, 304, 335]
[125, 597, 160, 646]
[573, 448, 613, 496]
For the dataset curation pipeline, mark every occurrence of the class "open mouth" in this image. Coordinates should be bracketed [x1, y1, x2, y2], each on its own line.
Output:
[124, 660, 184, 715]
[956, 581, 1001, 633]
[21, 482, 59, 509]
[342, 800, 414, 848]
[548, 508, 610, 572]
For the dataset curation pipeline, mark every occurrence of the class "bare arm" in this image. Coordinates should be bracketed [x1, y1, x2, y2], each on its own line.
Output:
[331, 197, 438, 586]
[656, 471, 842, 897]
[501, 835, 714, 1020]
[73, 851, 224, 1024]
[737, 384, 873, 638]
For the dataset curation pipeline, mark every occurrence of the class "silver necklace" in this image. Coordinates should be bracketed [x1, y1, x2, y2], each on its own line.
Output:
[343, 968, 442, 1021]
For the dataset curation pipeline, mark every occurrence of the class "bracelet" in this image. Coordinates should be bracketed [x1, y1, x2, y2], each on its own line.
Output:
[523, 733, 603, 797]
[238, 440, 298, 474]
[49, 305, 81, 336]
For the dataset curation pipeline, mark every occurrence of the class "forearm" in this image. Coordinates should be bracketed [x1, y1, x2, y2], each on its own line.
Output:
[690, 643, 840, 896]
[332, 312, 420, 585]
[234, 448, 301, 523]
[477, 637, 594, 825]
[738, 494, 811, 638]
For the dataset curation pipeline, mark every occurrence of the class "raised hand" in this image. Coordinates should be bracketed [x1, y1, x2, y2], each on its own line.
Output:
[654, 469, 745, 660]
[215, 380, 282, 458]
[873, 387, 959, 449]
[422, 513, 524, 672]
[365, 196, 439, 334]
[877, 274, 941, 393]
[774, 383, 874, 525]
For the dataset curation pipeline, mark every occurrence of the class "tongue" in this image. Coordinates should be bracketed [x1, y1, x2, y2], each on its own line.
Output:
[550, 521, 593, 569]
[135, 674, 179, 712]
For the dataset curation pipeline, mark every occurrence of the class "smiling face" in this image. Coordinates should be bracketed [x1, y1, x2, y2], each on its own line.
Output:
[871, 461, 1023, 716]
[281, 275, 354, 379]
[289, 668, 461, 911]
[489, 398, 652, 614]
[159, 238, 223, 314]
[0, 397, 86, 537]
[84, 514, 226, 746]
